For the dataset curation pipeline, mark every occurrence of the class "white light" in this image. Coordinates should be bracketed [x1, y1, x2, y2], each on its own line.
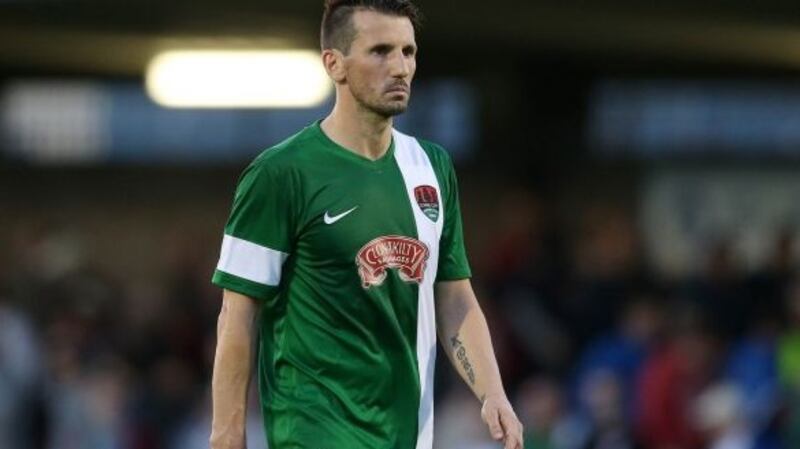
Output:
[145, 50, 332, 108]
[1, 81, 110, 163]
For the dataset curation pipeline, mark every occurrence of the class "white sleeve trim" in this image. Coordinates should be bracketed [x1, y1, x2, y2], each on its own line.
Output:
[216, 234, 288, 286]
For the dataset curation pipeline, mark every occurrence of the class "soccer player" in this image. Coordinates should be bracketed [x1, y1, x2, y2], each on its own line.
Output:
[209, 1, 523, 448]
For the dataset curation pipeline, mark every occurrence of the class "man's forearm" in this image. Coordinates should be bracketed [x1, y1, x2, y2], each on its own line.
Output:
[436, 282, 505, 402]
[436, 280, 523, 448]
[210, 291, 258, 449]
[445, 306, 504, 401]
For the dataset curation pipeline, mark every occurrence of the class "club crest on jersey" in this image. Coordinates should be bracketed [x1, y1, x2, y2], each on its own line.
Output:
[414, 185, 440, 222]
[355, 236, 429, 288]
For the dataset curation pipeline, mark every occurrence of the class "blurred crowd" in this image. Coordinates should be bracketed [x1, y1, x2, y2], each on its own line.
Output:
[1, 190, 799, 449]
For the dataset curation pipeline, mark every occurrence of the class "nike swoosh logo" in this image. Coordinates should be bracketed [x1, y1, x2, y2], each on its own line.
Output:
[324, 206, 359, 225]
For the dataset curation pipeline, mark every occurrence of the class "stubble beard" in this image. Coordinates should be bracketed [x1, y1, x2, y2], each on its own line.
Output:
[353, 87, 410, 118]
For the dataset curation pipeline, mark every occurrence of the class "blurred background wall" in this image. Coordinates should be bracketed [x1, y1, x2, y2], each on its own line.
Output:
[3, 1, 800, 448]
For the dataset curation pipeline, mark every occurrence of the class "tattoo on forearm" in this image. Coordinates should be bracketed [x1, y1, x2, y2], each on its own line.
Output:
[450, 334, 476, 385]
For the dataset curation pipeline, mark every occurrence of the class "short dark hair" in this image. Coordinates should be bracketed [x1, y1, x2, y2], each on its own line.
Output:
[321, 0, 421, 54]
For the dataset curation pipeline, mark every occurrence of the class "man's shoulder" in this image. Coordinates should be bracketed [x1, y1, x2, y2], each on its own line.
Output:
[394, 129, 453, 169]
[247, 124, 320, 174]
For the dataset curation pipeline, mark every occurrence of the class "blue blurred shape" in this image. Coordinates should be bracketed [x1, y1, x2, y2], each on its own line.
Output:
[1, 79, 476, 165]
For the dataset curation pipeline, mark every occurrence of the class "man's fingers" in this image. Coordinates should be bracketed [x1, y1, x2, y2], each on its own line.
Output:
[504, 434, 523, 449]
[503, 434, 521, 449]
[489, 409, 504, 440]
[503, 428, 523, 449]
[499, 409, 523, 449]
[482, 405, 504, 440]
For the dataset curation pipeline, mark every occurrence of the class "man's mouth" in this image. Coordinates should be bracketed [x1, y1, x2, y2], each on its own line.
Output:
[386, 84, 409, 94]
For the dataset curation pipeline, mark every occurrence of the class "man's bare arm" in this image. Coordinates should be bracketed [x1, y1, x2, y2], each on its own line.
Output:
[435, 279, 523, 449]
[209, 289, 259, 449]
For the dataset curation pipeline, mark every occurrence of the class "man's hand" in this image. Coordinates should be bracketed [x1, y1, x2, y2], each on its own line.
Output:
[481, 394, 524, 449]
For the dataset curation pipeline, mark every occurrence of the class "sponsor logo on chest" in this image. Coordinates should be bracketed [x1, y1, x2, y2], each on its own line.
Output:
[355, 236, 429, 288]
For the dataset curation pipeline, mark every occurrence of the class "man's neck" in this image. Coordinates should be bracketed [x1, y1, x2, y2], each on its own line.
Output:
[320, 103, 393, 161]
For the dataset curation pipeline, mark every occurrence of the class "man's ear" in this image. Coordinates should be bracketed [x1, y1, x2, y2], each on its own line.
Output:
[322, 48, 346, 83]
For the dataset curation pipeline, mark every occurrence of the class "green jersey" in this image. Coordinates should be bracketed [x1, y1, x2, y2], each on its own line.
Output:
[212, 121, 471, 449]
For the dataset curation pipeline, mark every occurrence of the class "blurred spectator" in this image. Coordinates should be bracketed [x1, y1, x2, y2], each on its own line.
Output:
[779, 278, 800, 448]
[516, 376, 585, 449]
[693, 383, 753, 449]
[572, 295, 664, 419]
[784, 389, 800, 449]
[45, 355, 131, 449]
[725, 314, 781, 449]
[778, 279, 800, 389]
[636, 305, 720, 449]
[0, 297, 44, 449]
[576, 370, 643, 449]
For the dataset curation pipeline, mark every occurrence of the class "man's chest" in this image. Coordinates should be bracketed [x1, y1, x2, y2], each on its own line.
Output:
[298, 166, 421, 263]
[293, 160, 442, 284]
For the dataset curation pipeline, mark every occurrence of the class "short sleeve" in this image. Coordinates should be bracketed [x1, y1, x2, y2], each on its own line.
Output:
[212, 161, 297, 301]
[436, 153, 472, 282]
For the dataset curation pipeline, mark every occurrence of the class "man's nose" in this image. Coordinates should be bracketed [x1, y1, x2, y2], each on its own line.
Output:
[389, 51, 410, 77]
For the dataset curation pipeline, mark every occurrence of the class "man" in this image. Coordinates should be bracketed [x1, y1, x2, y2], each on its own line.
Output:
[209, 1, 523, 448]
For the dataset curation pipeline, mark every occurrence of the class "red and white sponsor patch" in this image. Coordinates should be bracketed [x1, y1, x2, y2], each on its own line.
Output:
[355, 235, 429, 288]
